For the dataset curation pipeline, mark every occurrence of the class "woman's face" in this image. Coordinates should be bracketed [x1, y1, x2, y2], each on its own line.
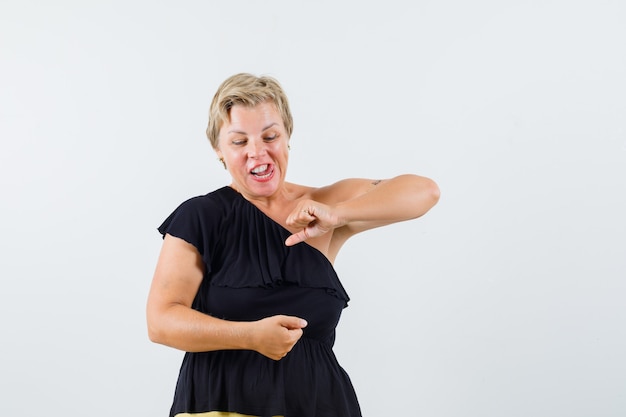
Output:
[215, 101, 290, 200]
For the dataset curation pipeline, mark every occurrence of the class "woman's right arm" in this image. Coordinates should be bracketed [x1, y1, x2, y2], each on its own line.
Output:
[146, 234, 307, 359]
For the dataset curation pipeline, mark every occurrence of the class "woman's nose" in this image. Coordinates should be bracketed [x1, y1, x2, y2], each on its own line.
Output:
[247, 140, 267, 158]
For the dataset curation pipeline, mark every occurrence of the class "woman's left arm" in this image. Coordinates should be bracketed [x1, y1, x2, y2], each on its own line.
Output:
[285, 174, 440, 246]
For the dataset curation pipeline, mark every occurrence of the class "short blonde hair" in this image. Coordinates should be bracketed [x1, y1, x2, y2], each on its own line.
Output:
[206, 73, 293, 148]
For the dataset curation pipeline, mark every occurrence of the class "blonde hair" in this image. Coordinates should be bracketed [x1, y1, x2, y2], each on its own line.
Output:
[206, 73, 293, 148]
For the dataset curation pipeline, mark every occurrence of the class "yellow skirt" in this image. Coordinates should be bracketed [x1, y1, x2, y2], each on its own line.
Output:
[175, 412, 283, 417]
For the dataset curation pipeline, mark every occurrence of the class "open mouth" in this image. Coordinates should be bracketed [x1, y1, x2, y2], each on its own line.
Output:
[250, 164, 273, 179]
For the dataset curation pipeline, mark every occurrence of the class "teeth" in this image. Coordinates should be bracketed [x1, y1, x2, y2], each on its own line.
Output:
[251, 164, 268, 174]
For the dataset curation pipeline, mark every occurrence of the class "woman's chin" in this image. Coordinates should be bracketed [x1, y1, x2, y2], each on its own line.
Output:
[244, 174, 283, 196]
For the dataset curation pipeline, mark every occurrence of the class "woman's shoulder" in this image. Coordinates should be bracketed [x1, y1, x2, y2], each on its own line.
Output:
[168, 186, 238, 215]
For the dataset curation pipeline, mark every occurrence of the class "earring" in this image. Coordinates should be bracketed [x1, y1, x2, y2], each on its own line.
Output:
[218, 158, 227, 170]
[288, 144, 291, 151]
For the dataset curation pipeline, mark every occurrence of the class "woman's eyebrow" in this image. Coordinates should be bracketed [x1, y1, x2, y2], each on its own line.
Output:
[262, 123, 278, 131]
[227, 123, 278, 135]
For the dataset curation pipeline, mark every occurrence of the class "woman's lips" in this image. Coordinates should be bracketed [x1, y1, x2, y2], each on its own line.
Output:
[250, 164, 274, 180]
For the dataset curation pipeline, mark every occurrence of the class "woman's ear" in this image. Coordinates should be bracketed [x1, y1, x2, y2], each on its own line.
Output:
[214, 148, 227, 170]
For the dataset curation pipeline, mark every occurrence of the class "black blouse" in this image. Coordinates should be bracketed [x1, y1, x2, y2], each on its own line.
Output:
[158, 186, 361, 417]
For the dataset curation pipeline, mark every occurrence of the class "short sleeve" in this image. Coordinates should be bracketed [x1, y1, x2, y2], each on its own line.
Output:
[157, 195, 224, 273]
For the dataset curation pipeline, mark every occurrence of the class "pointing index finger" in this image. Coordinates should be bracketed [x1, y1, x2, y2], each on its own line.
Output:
[285, 228, 310, 247]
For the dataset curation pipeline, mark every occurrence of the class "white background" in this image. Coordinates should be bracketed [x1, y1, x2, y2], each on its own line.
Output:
[1, 1, 625, 416]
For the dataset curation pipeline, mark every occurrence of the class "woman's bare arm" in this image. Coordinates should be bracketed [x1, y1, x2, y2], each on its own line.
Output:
[146, 234, 307, 359]
[285, 174, 439, 247]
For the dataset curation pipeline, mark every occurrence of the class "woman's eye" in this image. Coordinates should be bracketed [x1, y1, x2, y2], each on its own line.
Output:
[232, 139, 247, 146]
[264, 135, 277, 141]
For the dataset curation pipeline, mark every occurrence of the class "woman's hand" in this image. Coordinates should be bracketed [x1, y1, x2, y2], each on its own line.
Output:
[284, 200, 341, 246]
[250, 315, 308, 360]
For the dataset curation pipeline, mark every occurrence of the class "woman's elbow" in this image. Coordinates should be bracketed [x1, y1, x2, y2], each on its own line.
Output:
[146, 306, 167, 345]
[147, 323, 162, 344]
[413, 176, 440, 215]
[147, 323, 160, 345]
[427, 178, 441, 206]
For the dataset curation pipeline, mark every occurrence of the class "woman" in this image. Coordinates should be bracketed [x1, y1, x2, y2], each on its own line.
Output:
[147, 73, 440, 417]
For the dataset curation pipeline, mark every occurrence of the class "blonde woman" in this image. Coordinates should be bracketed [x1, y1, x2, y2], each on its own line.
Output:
[147, 73, 440, 417]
